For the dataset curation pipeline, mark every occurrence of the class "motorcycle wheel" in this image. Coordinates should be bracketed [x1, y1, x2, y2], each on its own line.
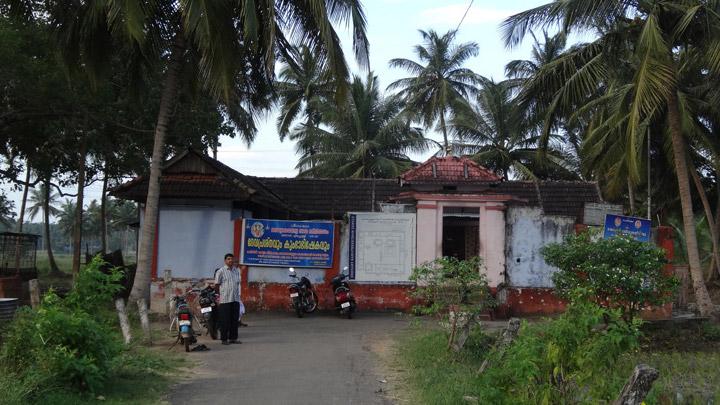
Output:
[183, 338, 190, 353]
[305, 291, 319, 313]
[347, 308, 353, 319]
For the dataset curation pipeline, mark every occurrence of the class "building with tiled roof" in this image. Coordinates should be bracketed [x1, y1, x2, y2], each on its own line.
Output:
[112, 151, 607, 316]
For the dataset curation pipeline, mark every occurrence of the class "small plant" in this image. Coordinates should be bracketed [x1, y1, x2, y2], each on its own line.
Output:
[409, 256, 495, 350]
[542, 232, 677, 320]
[409, 256, 495, 315]
[64, 255, 125, 312]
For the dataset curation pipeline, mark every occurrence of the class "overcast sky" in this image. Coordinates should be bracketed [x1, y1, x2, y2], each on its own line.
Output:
[3, 0, 555, 219]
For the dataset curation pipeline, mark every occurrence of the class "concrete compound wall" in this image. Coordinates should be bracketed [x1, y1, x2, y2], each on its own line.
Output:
[505, 207, 575, 288]
[151, 219, 417, 314]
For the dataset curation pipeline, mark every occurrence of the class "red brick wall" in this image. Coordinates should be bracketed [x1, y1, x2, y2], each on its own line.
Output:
[242, 281, 417, 312]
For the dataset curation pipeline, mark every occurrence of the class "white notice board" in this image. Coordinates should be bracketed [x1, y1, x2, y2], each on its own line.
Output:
[348, 212, 416, 282]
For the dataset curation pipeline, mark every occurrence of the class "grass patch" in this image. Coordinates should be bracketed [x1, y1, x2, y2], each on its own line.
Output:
[0, 346, 187, 405]
[396, 320, 720, 404]
[396, 324, 494, 404]
[36, 253, 74, 274]
[619, 351, 720, 404]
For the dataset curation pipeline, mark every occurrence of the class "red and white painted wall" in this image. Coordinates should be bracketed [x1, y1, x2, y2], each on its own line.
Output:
[144, 200, 675, 319]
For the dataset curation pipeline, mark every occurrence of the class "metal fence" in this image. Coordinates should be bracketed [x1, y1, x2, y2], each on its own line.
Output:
[0, 232, 39, 280]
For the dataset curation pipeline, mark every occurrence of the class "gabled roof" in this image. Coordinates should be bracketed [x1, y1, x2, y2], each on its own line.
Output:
[110, 151, 602, 221]
[109, 149, 290, 210]
[399, 156, 501, 184]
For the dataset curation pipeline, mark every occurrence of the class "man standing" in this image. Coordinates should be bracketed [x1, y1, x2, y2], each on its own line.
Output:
[214, 253, 241, 345]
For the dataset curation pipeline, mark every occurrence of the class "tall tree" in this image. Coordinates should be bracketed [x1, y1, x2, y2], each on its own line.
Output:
[3, 0, 371, 303]
[294, 73, 429, 178]
[388, 29, 481, 154]
[276, 45, 334, 140]
[26, 181, 61, 274]
[451, 77, 577, 180]
[0, 191, 15, 227]
[502, 0, 720, 317]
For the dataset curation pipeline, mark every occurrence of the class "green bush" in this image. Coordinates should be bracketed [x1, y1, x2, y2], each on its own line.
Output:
[703, 322, 720, 341]
[63, 256, 125, 312]
[479, 291, 643, 404]
[542, 232, 677, 320]
[0, 258, 124, 400]
[409, 256, 495, 315]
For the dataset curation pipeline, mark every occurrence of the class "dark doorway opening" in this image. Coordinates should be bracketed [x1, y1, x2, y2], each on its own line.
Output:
[442, 207, 479, 260]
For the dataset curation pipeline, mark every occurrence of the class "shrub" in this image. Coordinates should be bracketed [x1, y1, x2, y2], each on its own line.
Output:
[0, 259, 124, 399]
[64, 255, 125, 312]
[409, 256, 494, 316]
[542, 232, 677, 320]
[479, 290, 643, 403]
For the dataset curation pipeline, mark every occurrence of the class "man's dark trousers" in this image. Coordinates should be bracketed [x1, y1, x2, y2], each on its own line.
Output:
[218, 301, 239, 342]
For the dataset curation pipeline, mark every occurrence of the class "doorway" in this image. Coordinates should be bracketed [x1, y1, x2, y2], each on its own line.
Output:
[442, 207, 479, 260]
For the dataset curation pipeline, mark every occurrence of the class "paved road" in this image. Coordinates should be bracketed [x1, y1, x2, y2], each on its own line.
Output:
[168, 312, 410, 405]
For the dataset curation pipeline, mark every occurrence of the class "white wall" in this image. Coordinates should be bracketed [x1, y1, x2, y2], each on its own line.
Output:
[349, 212, 416, 282]
[157, 202, 234, 279]
[505, 207, 575, 288]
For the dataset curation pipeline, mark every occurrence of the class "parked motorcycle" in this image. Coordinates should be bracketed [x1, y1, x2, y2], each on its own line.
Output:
[171, 293, 197, 352]
[288, 267, 318, 318]
[331, 267, 356, 319]
[197, 285, 220, 339]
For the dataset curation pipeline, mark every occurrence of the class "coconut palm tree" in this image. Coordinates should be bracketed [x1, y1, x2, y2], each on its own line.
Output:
[294, 73, 429, 178]
[26, 181, 61, 274]
[388, 29, 481, 154]
[109, 199, 138, 255]
[451, 77, 578, 180]
[3, 0, 370, 302]
[56, 199, 77, 240]
[276, 45, 334, 140]
[502, 0, 720, 317]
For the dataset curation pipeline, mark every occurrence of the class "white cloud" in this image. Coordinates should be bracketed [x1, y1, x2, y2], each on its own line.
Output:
[417, 4, 518, 27]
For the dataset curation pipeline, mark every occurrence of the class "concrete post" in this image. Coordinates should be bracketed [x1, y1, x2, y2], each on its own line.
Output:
[28, 279, 40, 309]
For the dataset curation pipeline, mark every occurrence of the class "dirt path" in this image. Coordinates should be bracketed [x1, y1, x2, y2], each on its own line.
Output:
[167, 312, 411, 405]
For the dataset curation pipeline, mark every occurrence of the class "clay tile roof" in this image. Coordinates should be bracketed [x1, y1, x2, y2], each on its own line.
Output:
[109, 149, 290, 210]
[258, 177, 402, 215]
[400, 156, 501, 184]
[537, 181, 602, 219]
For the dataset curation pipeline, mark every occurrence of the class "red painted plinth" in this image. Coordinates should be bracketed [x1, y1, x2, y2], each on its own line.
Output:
[243, 282, 418, 312]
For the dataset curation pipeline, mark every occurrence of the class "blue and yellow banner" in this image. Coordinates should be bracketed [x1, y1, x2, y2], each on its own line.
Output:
[240, 219, 335, 267]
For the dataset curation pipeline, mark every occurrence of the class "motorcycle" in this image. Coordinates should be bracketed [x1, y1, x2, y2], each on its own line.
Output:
[288, 267, 318, 318]
[171, 293, 197, 352]
[197, 285, 220, 340]
[331, 267, 356, 319]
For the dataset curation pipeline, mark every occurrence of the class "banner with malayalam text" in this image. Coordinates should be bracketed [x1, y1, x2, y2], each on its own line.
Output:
[240, 219, 335, 267]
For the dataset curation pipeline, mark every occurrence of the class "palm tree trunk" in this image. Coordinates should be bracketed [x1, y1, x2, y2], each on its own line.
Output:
[14, 166, 32, 274]
[17, 166, 30, 232]
[667, 91, 716, 317]
[689, 167, 720, 282]
[130, 33, 186, 303]
[72, 142, 87, 277]
[44, 178, 60, 275]
[439, 111, 450, 155]
[627, 178, 636, 215]
[714, 185, 720, 281]
[101, 170, 108, 253]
